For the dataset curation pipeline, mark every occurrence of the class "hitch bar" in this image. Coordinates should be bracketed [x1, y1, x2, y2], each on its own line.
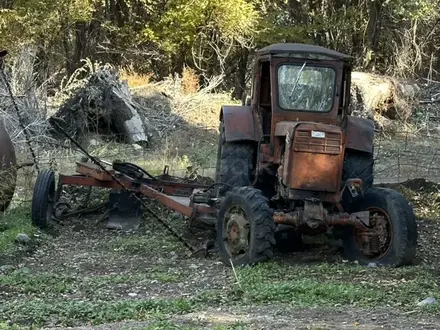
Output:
[56, 162, 217, 223]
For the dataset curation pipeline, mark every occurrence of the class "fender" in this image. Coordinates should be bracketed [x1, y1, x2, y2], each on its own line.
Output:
[345, 115, 374, 153]
[220, 105, 258, 142]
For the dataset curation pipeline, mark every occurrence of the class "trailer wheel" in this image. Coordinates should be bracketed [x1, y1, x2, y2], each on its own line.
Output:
[31, 169, 55, 228]
[217, 186, 276, 266]
[215, 121, 255, 196]
[343, 187, 417, 267]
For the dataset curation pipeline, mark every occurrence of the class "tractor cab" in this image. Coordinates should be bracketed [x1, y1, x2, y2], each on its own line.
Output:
[250, 43, 352, 136]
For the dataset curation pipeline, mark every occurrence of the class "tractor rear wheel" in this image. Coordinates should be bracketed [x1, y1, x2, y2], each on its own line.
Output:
[217, 186, 276, 266]
[342, 187, 417, 267]
[215, 121, 254, 196]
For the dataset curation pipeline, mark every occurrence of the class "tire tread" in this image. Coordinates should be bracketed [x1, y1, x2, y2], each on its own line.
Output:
[31, 169, 55, 228]
[218, 186, 275, 266]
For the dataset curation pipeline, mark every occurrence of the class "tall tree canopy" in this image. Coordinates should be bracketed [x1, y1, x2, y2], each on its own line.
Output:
[1, 0, 440, 97]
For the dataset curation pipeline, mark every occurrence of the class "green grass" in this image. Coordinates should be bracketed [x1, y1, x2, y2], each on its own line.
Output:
[0, 270, 75, 294]
[106, 234, 182, 255]
[0, 271, 185, 297]
[0, 298, 195, 327]
[1, 259, 439, 327]
[234, 262, 440, 311]
[0, 206, 33, 254]
[0, 290, 249, 327]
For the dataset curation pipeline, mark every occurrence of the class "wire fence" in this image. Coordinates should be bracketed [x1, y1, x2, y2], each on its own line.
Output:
[8, 129, 440, 208]
[374, 130, 440, 184]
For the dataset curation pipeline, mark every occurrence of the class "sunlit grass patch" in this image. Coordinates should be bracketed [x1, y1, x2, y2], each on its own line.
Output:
[0, 206, 33, 254]
[234, 261, 439, 311]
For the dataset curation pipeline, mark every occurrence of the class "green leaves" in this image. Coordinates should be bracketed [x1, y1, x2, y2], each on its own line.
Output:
[141, 0, 259, 53]
[0, 0, 94, 52]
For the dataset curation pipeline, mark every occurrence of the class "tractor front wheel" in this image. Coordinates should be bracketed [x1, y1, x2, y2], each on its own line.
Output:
[217, 186, 276, 266]
[343, 187, 417, 267]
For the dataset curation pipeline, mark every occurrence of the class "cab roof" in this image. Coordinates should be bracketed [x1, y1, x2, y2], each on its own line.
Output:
[256, 43, 351, 61]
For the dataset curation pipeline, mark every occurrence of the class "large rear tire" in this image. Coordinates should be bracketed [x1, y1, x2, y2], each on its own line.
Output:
[215, 121, 254, 196]
[342, 187, 417, 267]
[217, 186, 276, 266]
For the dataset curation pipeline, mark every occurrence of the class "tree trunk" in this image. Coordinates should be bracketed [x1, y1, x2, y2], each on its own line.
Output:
[69, 22, 89, 75]
[288, 0, 304, 24]
[232, 48, 249, 100]
[364, 0, 384, 70]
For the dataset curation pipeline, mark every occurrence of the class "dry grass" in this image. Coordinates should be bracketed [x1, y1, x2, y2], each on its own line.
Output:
[181, 66, 200, 94]
[119, 66, 152, 89]
[126, 72, 237, 162]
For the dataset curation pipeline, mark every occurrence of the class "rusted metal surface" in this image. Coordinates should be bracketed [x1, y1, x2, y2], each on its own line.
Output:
[220, 105, 258, 142]
[226, 212, 250, 257]
[139, 184, 215, 218]
[58, 164, 216, 221]
[274, 121, 300, 136]
[345, 115, 374, 153]
[59, 174, 116, 188]
[273, 209, 371, 231]
[107, 190, 142, 230]
[282, 123, 344, 192]
[0, 120, 16, 211]
[76, 162, 115, 181]
[303, 200, 325, 228]
[354, 208, 391, 258]
[287, 189, 341, 203]
[273, 211, 301, 226]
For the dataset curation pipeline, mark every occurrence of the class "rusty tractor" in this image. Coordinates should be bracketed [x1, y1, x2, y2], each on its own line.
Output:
[30, 43, 417, 268]
[215, 43, 417, 267]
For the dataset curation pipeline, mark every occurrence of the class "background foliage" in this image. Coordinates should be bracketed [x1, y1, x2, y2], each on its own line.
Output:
[1, 0, 440, 97]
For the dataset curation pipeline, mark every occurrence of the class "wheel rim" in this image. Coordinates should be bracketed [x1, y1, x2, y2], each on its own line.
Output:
[354, 207, 393, 260]
[223, 206, 250, 259]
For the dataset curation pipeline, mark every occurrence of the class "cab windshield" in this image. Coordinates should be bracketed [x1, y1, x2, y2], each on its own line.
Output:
[278, 63, 336, 112]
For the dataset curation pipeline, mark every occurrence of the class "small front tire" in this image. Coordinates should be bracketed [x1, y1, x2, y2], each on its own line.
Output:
[217, 186, 276, 266]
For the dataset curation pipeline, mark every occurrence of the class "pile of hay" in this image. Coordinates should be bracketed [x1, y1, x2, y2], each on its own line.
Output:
[350, 72, 420, 130]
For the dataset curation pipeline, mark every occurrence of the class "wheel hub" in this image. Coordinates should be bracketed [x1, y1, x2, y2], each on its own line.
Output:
[226, 213, 250, 255]
[356, 208, 392, 258]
